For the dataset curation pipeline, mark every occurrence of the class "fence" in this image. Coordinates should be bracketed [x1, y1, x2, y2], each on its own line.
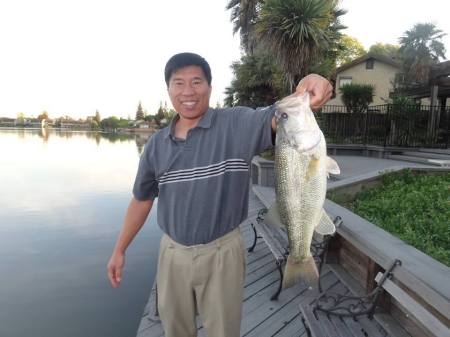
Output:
[316, 104, 450, 148]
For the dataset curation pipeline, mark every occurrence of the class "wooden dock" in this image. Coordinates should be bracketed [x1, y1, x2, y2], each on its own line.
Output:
[136, 187, 390, 337]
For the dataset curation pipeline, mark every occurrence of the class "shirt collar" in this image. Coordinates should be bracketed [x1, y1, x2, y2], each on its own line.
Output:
[164, 108, 215, 140]
[196, 108, 214, 129]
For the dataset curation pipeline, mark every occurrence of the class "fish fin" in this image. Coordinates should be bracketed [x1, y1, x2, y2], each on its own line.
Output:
[264, 203, 286, 228]
[283, 255, 319, 289]
[326, 156, 340, 175]
[306, 157, 320, 181]
[315, 209, 336, 235]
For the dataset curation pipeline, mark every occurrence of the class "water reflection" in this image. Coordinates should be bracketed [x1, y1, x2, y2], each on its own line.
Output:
[0, 129, 161, 337]
[8, 128, 154, 155]
[135, 134, 148, 154]
[41, 127, 49, 142]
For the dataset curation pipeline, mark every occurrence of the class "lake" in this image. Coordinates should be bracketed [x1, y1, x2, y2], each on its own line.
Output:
[0, 129, 161, 337]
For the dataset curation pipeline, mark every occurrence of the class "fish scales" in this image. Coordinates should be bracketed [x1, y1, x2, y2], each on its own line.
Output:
[275, 143, 326, 260]
[266, 92, 340, 290]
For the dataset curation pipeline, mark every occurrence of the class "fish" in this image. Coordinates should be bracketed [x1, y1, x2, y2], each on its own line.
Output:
[265, 92, 340, 289]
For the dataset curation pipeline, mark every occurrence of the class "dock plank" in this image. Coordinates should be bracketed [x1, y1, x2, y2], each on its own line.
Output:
[244, 297, 304, 337]
[272, 313, 307, 337]
[136, 187, 392, 337]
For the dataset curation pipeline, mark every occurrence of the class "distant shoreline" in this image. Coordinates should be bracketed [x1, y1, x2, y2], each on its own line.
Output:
[0, 126, 157, 133]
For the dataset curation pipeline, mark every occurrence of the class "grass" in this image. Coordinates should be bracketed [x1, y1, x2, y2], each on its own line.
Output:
[260, 148, 275, 161]
[329, 169, 450, 266]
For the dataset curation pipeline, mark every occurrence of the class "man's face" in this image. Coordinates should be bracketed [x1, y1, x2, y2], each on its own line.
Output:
[168, 65, 212, 121]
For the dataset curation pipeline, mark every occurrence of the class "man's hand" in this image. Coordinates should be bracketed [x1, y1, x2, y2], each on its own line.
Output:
[107, 251, 125, 288]
[295, 74, 333, 110]
[106, 197, 153, 288]
[271, 74, 333, 131]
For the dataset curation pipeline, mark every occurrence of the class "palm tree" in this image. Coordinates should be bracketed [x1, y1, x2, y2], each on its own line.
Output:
[255, 0, 346, 90]
[226, 0, 262, 54]
[399, 23, 446, 85]
[224, 52, 288, 107]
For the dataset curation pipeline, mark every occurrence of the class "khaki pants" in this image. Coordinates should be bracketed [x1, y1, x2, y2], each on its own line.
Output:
[156, 227, 246, 337]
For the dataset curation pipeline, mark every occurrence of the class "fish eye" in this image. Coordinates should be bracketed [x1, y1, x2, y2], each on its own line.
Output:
[281, 113, 288, 119]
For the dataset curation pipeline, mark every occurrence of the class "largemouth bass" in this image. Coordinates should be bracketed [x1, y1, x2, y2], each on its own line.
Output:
[266, 92, 340, 289]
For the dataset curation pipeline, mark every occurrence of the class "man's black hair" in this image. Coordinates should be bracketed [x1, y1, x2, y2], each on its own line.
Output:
[164, 52, 212, 87]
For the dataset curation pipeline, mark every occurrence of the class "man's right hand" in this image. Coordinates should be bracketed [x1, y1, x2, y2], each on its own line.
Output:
[106, 197, 153, 288]
[107, 252, 125, 288]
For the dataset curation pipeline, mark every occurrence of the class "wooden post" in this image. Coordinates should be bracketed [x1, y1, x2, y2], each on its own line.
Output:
[430, 84, 439, 107]
[428, 84, 439, 145]
[428, 61, 450, 146]
[366, 259, 381, 292]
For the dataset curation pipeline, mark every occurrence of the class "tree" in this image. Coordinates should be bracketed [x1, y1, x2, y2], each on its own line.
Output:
[309, 34, 365, 79]
[118, 118, 131, 128]
[154, 102, 166, 126]
[94, 110, 101, 124]
[308, 55, 337, 79]
[399, 23, 446, 85]
[16, 112, 25, 125]
[90, 120, 100, 130]
[226, 0, 261, 54]
[336, 35, 366, 66]
[255, 0, 346, 90]
[224, 52, 288, 107]
[144, 114, 154, 122]
[369, 43, 399, 59]
[38, 110, 49, 121]
[135, 101, 145, 120]
[101, 116, 120, 129]
[163, 108, 177, 123]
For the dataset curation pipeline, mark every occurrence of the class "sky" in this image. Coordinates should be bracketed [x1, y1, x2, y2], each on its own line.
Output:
[0, 0, 449, 120]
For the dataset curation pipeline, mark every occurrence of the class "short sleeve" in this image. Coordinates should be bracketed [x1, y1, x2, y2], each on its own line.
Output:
[233, 105, 276, 158]
[132, 138, 159, 201]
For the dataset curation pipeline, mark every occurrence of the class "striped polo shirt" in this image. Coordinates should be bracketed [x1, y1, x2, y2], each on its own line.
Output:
[133, 105, 275, 246]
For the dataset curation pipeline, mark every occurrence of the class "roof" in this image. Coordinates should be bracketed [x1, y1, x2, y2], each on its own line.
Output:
[337, 52, 401, 74]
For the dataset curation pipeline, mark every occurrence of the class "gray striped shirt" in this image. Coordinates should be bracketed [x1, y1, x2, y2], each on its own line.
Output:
[133, 105, 275, 245]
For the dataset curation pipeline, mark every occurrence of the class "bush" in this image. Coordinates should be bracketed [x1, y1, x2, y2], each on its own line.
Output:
[389, 95, 420, 114]
[339, 83, 374, 113]
[342, 170, 450, 266]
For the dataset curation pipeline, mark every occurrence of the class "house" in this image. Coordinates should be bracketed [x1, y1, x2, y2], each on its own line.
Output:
[133, 120, 149, 128]
[0, 117, 15, 126]
[326, 53, 401, 106]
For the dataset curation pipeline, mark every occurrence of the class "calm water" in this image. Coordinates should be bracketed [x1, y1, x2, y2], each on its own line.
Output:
[0, 129, 162, 337]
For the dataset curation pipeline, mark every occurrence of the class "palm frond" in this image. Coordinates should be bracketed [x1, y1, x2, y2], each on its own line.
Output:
[255, 0, 344, 87]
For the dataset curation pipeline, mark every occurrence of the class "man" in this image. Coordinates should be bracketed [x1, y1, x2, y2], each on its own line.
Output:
[107, 52, 332, 337]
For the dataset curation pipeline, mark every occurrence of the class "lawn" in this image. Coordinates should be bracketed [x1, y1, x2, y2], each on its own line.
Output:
[329, 169, 450, 266]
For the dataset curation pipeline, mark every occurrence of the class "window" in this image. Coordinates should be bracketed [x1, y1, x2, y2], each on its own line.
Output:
[366, 58, 374, 69]
[339, 76, 352, 87]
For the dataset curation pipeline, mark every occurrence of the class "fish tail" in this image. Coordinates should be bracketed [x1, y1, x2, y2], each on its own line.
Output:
[282, 255, 319, 289]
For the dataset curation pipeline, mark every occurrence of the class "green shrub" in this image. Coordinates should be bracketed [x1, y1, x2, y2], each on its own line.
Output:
[331, 169, 450, 266]
[339, 83, 374, 113]
[389, 95, 421, 114]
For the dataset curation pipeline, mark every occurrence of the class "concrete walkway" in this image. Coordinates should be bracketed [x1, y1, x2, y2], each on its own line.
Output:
[327, 155, 442, 191]
[330, 155, 431, 181]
